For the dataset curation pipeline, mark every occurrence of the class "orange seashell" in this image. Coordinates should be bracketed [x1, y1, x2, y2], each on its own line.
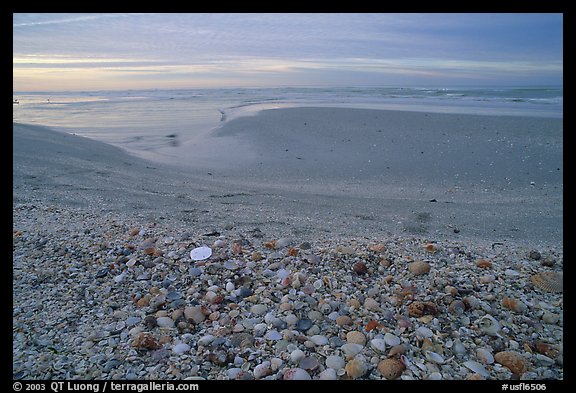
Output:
[365, 320, 383, 332]
[287, 247, 298, 257]
[377, 358, 405, 380]
[475, 259, 493, 269]
[501, 297, 527, 313]
[530, 271, 563, 293]
[423, 243, 438, 253]
[494, 351, 529, 375]
[264, 240, 277, 249]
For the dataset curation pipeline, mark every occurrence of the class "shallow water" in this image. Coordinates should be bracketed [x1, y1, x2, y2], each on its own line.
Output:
[13, 86, 562, 165]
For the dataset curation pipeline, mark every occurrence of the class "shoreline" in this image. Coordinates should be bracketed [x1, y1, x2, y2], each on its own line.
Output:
[13, 107, 563, 380]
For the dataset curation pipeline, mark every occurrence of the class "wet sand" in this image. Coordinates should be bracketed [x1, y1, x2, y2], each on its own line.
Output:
[13, 107, 563, 248]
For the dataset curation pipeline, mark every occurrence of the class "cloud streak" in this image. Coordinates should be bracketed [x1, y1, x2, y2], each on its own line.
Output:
[13, 13, 563, 91]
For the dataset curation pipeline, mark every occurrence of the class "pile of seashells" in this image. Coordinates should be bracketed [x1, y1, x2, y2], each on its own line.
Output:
[13, 203, 563, 380]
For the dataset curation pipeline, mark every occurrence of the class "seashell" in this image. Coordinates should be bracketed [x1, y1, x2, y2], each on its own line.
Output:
[341, 343, 364, 358]
[494, 351, 529, 375]
[287, 247, 298, 257]
[448, 300, 466, 315]
[501, 297, 527, 313]
[299, 356, 319, 371]
[346, 331, 367, 346]
[463, 360, 490, 377]
[309, 334, 329, 346]
[475, 315, 502, 337]
[253, 362, 271, 379]
[283, 368, 311, 380]
[377, 358, 405, 380]
[534, 341, 560, 358]
[336, 315, 353, 326]
[476, 348, 494, 365]
[370, 243, 386, 252]
[326, 355, 345, 370]
[364, 297, 380, 311]
[352, 262, 368, 275]
[475, 258, 492, 269]
[132, 333, 160, 350]
[190, 246, 212, 261]
[264, 240, 277, 249]
[370, 338, 387, 353]
[415, 326, 434, 339]
[384, 333, 401, 347]
[388, 344, 406, 358]
[318, 368, 337, 380]
[425, 351, 445, 364]
[408, 260, 431, 275]
[530, 271, 563, 293]
[345, 356, 368, 379]
[172, 342, 190, 355]
[423, 243, 438, 253]
[407, 301, 439, 317]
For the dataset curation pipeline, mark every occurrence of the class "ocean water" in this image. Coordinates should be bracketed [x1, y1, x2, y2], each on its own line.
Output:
[13, 86, 563, 163]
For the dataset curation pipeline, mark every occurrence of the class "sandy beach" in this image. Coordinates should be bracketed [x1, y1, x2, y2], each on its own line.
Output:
[13, 107, 563, 380]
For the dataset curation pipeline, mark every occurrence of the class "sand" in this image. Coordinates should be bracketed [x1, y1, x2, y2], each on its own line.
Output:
[13, 107, 563, 248]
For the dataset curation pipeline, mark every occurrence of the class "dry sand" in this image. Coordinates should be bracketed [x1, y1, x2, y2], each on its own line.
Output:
[13, 107, 563, 248]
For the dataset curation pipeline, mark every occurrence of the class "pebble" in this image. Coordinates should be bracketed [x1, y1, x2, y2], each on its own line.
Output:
[309, 335, 329, 346]
[172, 343, 190, 355]
[384, 333, 401, 346]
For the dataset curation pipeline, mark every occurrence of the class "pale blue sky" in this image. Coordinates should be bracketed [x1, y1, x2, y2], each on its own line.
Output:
[13, 13, 563, 91]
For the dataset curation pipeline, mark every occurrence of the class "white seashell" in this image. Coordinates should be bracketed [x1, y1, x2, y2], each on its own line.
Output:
[197, 334, 214, 346]
[313, 279, 323, 290]
[384, 333, 401, 346]
[463, 360, 490, 377]
[226, 368, 243, 379]
[283, 368, 311, 380]
[425, 351, 445, 364]
[172, 342, 190, 355]
[341, 343, 364, 357]
[126, 258, 137, 267]
[475, 315, 503, 337]
[310, 335, 329, 346]
[415, 326, 433, 338]
[427, 372, 442, 380]
[290, 349, 305, 363]
[326, 355, 345, 370]
[253, 323, 268, 337]
[476, 348, 495, 365]
[370, 338, 387, 353]
[318, 368, 337, 380]
[225, 282, 235, 292]
[253, 361, 271, 379]
[190, 246, 212, 261]
[264, 330, 282, 341]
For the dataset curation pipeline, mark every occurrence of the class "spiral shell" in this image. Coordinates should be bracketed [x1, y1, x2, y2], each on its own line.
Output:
[530, 272, 563, 293]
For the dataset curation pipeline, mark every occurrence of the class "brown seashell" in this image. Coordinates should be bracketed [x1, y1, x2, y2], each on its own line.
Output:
[345, 357, 368, 379]
[408, 260, 431, 275]
[448, 300, 466, 315]
[264, 240, 277, 249]
[408, 301, 439, 317]
[352, 262, 368, 275]
[423, 243, 438, 253]
[388, 344, 407, 358]
[370, 243, 386, 252]
[501, 297, 527, 313]
[132, 332, 160, 350]
[494, 351, 529, 375]
[336, 315, 353, 326]
[377, 358, 405, 380]
[534, 341, 560, 358]
[287, 247, 298, 257]
[346, 331, 367, 346]
[475, 258, 493, 269]
[251, 251, 263, 261]
[530, 272, 563, 293]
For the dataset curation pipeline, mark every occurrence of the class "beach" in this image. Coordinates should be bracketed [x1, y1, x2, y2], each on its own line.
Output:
[13, 107, 563, 380]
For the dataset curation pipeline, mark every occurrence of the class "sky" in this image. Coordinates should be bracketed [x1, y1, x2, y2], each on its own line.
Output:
[13, 13, 563, 91]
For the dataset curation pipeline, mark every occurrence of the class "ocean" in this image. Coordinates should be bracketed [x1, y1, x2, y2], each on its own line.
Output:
[13, 86, 563, 164]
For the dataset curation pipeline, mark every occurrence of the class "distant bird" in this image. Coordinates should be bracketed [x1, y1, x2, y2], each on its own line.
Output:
[13, 99, 19, 104]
